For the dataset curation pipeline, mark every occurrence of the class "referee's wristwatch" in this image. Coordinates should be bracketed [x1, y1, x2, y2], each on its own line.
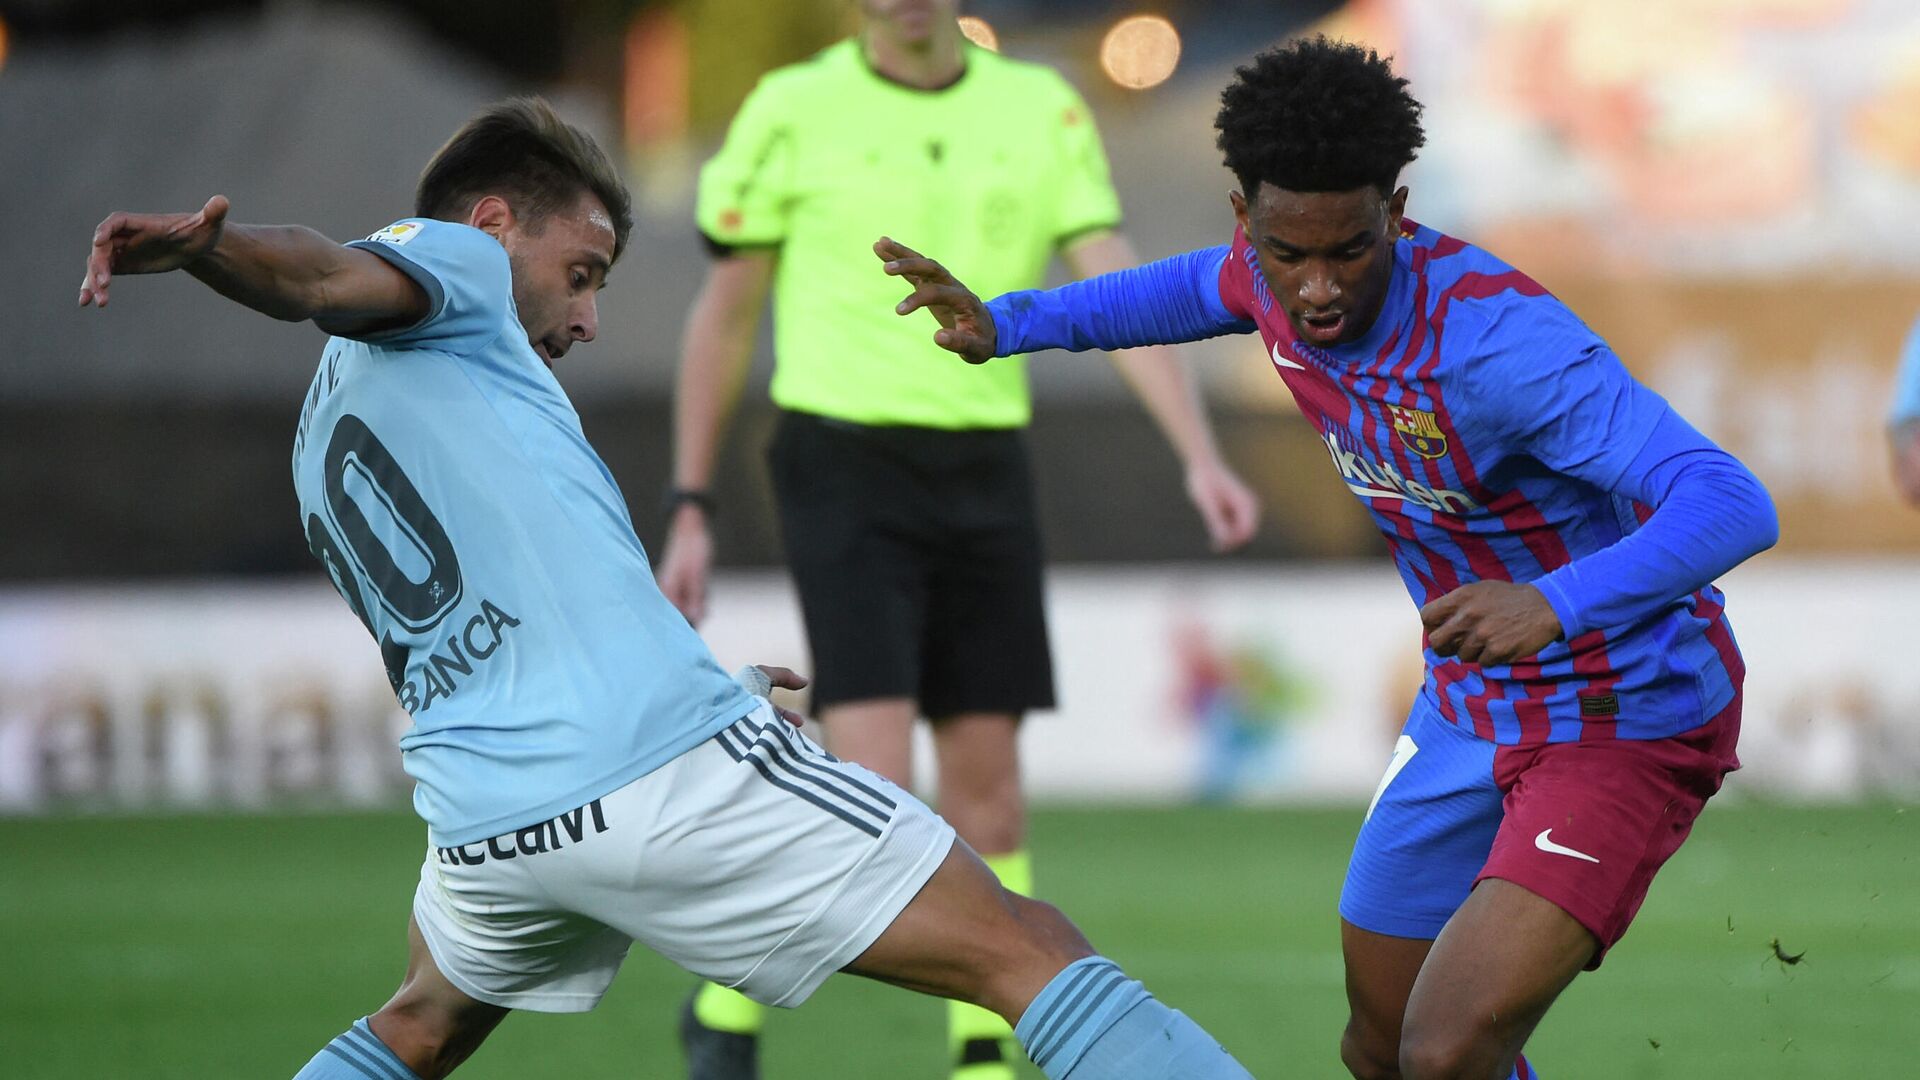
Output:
[662, 487, 716, 519]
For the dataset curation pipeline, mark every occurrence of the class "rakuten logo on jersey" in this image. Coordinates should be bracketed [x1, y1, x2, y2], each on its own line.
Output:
[1323, 430, 1480, 515]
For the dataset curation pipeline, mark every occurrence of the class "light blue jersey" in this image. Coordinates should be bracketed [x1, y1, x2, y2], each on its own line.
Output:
[290, 218, 755, 846]
[1892, 313, 1920, 426]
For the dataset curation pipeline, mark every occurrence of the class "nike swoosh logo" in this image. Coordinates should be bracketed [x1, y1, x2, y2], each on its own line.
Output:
[1534, 828, 1600, 864]
[1271, 341, 1306, 370]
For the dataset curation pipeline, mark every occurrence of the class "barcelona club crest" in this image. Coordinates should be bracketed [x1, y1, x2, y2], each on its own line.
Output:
[1388, 405, 1448, 459]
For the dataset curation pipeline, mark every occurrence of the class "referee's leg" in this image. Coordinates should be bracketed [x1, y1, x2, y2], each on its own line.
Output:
[930, 712, 1031, 1077]
[930, 712, 1024, 856]
[816, 708, 1028, 1079]
[681, 697, 921, 1069]
[917, 425, 1054, 1077]
[818, 698, 919, 789]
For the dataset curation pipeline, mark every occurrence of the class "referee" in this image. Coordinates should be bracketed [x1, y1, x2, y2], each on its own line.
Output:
[659, 4, 1258, 1078]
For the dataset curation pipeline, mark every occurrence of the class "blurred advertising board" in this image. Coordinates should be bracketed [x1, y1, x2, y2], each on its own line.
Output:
[1555, 277, 1920, 555]
[1367, 0, 1920, 276]
[4, 563, 1916, 814]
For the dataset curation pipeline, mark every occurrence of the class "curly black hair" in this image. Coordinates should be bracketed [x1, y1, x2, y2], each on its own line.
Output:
[1214, 36, 1425, 197]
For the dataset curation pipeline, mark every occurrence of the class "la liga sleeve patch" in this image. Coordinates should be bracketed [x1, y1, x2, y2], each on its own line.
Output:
[364, 221, 424, 246]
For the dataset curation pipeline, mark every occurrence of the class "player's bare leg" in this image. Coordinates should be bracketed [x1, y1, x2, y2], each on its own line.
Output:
[846, 841, 1253, 1078]
[295, 917, 507, 1080]
[1397, 879, 1592, 1080]
[844, 841, 1084, 1012]
[1338, 921, 1432, 1080]
[369, 918, 510, 1077]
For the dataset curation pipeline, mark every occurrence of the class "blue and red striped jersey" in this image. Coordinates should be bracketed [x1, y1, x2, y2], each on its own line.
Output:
[1216, 220, 1743, 744]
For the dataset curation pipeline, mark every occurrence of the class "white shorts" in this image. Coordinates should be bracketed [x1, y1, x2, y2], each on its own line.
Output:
[411, 702, 955, 1013]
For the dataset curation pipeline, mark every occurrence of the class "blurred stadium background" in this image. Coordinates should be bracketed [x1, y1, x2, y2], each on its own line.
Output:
[1, 0, 1916, 1076]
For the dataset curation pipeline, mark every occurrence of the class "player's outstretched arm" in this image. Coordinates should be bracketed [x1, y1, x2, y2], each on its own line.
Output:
[882, 236, 1255, 364]
[876, 236, 999, 363]
[79, 196, 427, 336]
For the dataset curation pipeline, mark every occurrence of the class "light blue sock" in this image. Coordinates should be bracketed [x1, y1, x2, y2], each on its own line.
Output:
[292, 1017, 421, 1080]
[1014, 956, 1253, 1079]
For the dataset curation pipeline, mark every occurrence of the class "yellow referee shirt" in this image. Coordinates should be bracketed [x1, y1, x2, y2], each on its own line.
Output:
[697, 39, 1123, 429]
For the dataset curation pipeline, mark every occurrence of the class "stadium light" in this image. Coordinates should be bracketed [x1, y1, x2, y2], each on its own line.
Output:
[958, 15, 999, 53]
[1100, 15, 1181, 90]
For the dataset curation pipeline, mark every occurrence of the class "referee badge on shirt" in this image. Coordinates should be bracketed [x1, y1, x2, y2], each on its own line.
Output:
[1388, 405, 1448, 459]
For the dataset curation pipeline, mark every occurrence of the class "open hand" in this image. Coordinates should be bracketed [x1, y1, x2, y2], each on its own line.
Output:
[875, 236, 997, 363]
[1185, 458, 1261, 552]
[79, 195, 231, 308]
[1420, 581, 1563, 666]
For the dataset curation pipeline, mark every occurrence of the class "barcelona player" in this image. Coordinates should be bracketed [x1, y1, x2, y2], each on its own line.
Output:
[880, 38, 1778, 1080]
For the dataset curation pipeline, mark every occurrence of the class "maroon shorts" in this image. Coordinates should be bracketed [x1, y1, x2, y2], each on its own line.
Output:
[1477, 693, 1743, 967]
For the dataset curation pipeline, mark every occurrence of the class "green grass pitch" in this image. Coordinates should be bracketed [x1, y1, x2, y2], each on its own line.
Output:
[2, 801, 1911, 1077]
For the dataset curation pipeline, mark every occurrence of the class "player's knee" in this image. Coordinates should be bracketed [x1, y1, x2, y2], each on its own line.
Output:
[366, 1004, 457, 1076]
[968, 892, 1093, 1016]
[1339, 1021, 1402, 1080]
[1005, 892, 1093, 966]
[1396, 1024, 1490, 1080]
[979, 893, 1084, 974]
[369, 996, 497, 1078]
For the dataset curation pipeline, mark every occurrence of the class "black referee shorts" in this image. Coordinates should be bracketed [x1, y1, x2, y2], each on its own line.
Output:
[766, 409, 1056, 718]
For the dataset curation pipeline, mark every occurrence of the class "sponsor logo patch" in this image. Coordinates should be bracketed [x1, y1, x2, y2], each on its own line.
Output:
[1322, 429, 1480, 516]
[435, 798, 610, 866]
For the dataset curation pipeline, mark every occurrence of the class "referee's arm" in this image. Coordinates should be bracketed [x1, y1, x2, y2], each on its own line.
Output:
[659, 248, 777, 624]
[1061, 231, 1261, 552]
